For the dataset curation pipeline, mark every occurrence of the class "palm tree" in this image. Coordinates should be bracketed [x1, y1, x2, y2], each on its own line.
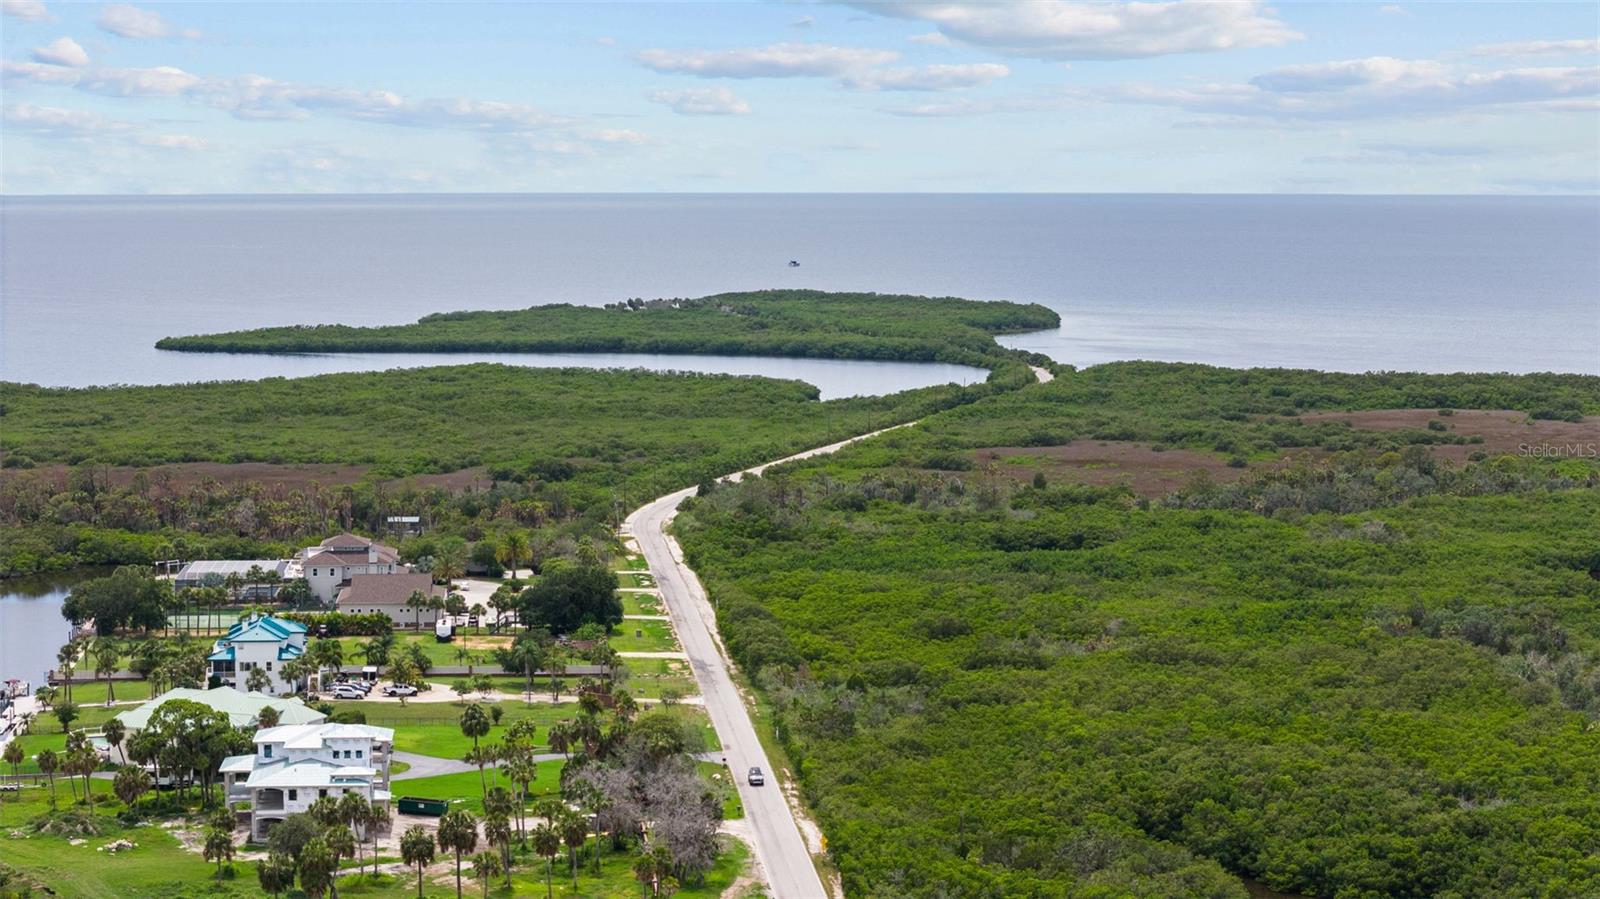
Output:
[471, 850, 502, 899]
[56, 641, 78, 704]
[246, 666, 273, 695]
[338, 791, 370, 871]
[324, 823, 356, 899]
[32, 684, 56, 710]
[366, 801, 392, 877]
[455, 646, 476, 676]
[484, 809, 514, 888]
[92, 638, 121, 705]
[459, 703, 492, 796]
[401, 824, 436, 899]
[102, 717, 126, 764]
[257, 852, 296, 898]
[389, 657, 419, 707]
[113, 764, 151, 813]
[469, 604, 487, 635]
[436, 809, 479, 899]
[299, 836, 336, 899]
[560, 808, 588, 889]
[435, 545, 467, 589]
[498, 531, 529, 580]
[257, 705, 282, 728]
[405, 590, 429, 631]
[2, 740, 23, 793]
[224, 572, 245, 606]
[203, 823, 235, 879]
[35, 749, 59, 808]
[532, 821, 561, 899]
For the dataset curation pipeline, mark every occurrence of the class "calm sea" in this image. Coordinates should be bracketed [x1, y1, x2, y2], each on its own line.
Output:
[1, 194, 1597, 394]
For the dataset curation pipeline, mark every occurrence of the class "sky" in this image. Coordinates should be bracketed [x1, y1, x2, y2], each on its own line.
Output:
[1, 0, 1597, 194]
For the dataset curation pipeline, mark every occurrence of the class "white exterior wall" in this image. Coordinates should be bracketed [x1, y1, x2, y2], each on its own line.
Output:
[306, 558, 402, 603]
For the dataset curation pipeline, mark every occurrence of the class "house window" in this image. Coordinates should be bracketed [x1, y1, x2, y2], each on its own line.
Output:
[263, 745, 273, 758]
[288, 789, 297, 801]
[266, 662, 273, 671]
[355, 750, 363, 759]
[319, 789, 328, 798]
[312, 568, 318, 577]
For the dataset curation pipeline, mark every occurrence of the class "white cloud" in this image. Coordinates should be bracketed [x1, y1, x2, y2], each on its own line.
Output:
[595, 36, 616, 47]
[907, 32, 952, 46]
[1249, 57, 1447, 92]
[2, 101, 121, 136]
[1469, 39, 1600, 58]
[137, 132, 207, 149]
[844, 0, 1301, 60]
[1107, 57, 1600, 120]
[636, 42, 899, 78]
[791, 15, 815, 29]
[98, 3, 200, 39]
[842, 62, 1009, 91]
[80, 65, 204, 96]
[2, 0, 53, 21]
[30, 36, 88, 67]
[648, 86, 752, 115]
[1377, 5, 1408, 15]
[2, 59, 92, 86]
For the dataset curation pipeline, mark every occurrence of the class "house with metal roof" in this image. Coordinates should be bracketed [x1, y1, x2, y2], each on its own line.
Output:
[206, 613, 308, 694]
[115, 686, 325, 732]
[221, 722, 395, 841]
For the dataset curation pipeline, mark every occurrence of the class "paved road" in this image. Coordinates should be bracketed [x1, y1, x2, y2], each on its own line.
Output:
[623, 424, 923, 899]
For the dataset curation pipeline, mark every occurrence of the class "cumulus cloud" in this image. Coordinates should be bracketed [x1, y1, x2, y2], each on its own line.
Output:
[842, 62, 1009, 91]
[648, 86, 751, 115]
[31, 36, 88, 67]
[2, 0, 53, 21]
[843, 0, 1301, 60]
[1378, 5, 1408, 15]
[907, 32, 952, 46]
[98, 3, 200, 39]
[1469, 39, 1600, 58]
[636, 42, 899, 78]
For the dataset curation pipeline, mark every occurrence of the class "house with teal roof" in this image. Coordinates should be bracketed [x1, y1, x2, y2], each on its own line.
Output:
[207, 613, 308, 695]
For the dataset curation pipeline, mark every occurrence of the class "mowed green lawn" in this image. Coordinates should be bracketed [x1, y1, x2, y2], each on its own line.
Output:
[620, 592, 662, 616]
[7, 703, 129, 774]
[607, 619, 677, 654]
[344, 700, 582, 758]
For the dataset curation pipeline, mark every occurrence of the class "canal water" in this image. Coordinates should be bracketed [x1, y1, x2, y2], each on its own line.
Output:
[0, 570, 99, 687]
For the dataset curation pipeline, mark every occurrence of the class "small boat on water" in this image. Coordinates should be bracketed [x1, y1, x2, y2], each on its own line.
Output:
[788, 260, 800, 267]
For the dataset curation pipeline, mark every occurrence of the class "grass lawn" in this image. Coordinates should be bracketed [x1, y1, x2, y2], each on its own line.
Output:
[345, 700, 583, 757]
[59, 679, 154, 705]
[619, 556, 649, 571]
[617, 572, 656, 589]
[697, 761, 744, 821]
[338, 633, 512, 670]
[497, 834, 749, 899]
[619, 593, 662, 617]
[608, 620, 678, 654]
[8, 704, 131, 773]
[391, 763, 566, 815]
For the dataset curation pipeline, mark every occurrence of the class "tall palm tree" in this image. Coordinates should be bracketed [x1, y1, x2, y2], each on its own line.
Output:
[498, 531, 529, 580]
[246, 666, 273, 695]
[459, 703, 492, 797]
[91, 638, 121, 705]
[560, 808, 588, 889]
[113, 764, 152, 813]
[405, 590, 429, 631]
[35, 749, 59, 808]
[532, 822, 561, 899]
[436, 809, 478, 899]
[401, 824, 436, 899]
[102, 717, 126, 764]
[483, 810, 513, 889]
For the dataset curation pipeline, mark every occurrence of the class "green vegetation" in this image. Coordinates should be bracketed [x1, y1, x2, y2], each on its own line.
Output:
[1, 363, 1004, 578]
[154, 290, 1059, 368]
[674, 362, 1600, 898]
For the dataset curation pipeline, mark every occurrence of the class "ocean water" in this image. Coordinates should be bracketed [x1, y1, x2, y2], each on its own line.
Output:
[1, 194, 1596, 390]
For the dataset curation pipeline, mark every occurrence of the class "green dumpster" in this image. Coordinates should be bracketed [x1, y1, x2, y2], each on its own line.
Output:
[397, 796, 449, 816]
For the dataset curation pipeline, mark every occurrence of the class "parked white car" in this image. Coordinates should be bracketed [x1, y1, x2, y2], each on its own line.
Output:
[330, 683, 366, 699]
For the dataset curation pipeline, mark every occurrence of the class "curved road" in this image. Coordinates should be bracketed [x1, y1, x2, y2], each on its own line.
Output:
[623, 368, 1053, 898]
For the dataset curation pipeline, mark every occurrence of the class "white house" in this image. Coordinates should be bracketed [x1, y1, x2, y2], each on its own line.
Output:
[206, 614, 308, 695]
[297, 534, 406, 604]
[336, 572, 445, 628]
[221, 722, 395, 841]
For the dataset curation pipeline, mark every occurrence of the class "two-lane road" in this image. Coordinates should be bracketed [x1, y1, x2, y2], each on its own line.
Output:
[623, 425, 919, 899]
